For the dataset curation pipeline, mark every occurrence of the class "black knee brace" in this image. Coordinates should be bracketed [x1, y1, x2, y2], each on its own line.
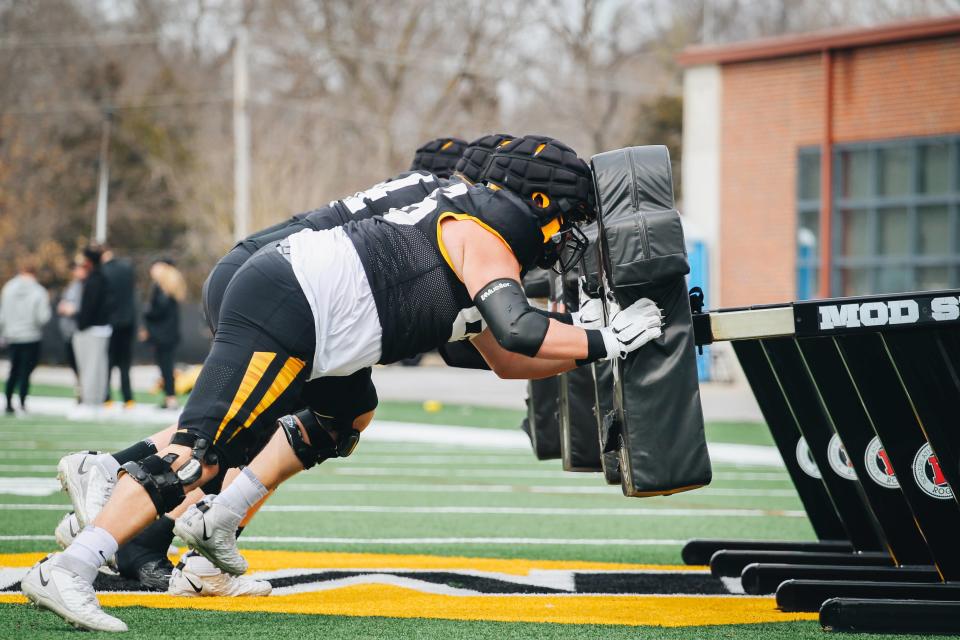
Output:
[279, 408, 361, 470]
[120, 454, 187, 517]
[168, 430, 221, 488]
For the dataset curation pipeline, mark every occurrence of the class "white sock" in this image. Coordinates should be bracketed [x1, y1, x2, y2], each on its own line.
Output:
[215, 467, 267, 516]
[60, 526, 118, 571]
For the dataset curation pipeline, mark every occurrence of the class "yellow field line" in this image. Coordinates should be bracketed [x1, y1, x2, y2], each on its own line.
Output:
[0, 550, 705, 574]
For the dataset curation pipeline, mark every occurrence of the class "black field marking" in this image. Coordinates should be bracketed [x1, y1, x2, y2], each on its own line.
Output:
[4, 570, 731, 595]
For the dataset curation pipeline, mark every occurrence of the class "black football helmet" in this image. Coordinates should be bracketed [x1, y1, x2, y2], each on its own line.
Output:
[409, 137, 469, 179]
[482, 135, 595, 272]
[453, 133, 514, 185]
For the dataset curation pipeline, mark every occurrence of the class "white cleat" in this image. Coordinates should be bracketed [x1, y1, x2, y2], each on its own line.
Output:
[83, 456, 120, 526]
[56, 451, 101, 525]
[21, 554, 128, 632]
[54, 512, 81, 550]
[168, 554, 271, 597]
[57, 451, 119, 527]
[173, 497, 247, 575]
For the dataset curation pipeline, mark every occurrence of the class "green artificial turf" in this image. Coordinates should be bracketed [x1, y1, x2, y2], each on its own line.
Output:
[2, 604, 944, 640]
[0, 393, 826, 638]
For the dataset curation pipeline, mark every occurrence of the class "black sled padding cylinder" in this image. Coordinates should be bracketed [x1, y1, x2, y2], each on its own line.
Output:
[592, 145, 711, 496]
[555, 266, 603, 472]
[594, 361, 620, 484]
[579, 224, 620, 482]
[519, 269, 562, 460]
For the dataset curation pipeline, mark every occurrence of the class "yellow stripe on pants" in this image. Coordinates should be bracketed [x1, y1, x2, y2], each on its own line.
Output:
[227, 356, 306, 443]
[213, 351, 276, 443]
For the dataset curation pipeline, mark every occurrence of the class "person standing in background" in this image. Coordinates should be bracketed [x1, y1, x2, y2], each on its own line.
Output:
[0, 258, 51, 415]
[58, 258, 86, 400]
[141, 259, 184, 410]
[72, 246, 112, 412]
[100, 245, 136, 408]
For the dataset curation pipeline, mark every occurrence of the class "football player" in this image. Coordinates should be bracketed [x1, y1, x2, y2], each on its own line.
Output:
[25, 135, 661, 632]
[51, 135, 512, 596]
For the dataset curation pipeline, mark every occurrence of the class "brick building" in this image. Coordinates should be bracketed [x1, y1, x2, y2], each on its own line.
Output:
[679, 16, 960, 307]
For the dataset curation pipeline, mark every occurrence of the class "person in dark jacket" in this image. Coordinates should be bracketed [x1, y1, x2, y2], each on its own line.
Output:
[73, 246, 112, 408]
[101, 246, 136, 407]
[141, 259, 184, 410]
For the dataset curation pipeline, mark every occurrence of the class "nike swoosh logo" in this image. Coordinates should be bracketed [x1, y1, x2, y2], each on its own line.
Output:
[99, 550, 108, 564]
[184, 575, 203, 593]
[78, 456, 90, 475]
[38, 565, 49, 587]
[69, 518, 78, 538]
[202, 518, 211, 541]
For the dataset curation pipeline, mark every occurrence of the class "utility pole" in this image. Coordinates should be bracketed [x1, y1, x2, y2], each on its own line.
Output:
[233, 25, 251, 242]
[94, 107, 113, 244]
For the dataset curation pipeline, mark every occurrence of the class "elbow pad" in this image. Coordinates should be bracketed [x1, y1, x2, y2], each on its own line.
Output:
[474, 278, 549, 357]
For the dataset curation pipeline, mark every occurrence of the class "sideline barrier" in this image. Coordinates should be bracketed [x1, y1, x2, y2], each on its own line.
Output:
[689, 289, 960, 634]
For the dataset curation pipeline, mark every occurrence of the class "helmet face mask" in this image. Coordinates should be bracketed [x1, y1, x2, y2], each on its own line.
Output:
[539, 224, 589, 273]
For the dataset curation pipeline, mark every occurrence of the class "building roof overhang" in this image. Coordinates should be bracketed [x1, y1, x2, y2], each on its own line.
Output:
[678, 15, 960, 67]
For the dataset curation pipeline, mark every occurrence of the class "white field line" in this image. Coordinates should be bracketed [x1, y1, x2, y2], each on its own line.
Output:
[238, 536, 688, 546]
[283, 482, 798, 498]
[255, 505, 804, 518]
[0, 476, 796, 499]
[0, 467, 788, 482]
[0, 502, 804, 517]
[0, 477, 61, 496]
[0, 465, 57, 473]
[0, 534, 696, 546]
[0, 410, 784, 467]
[330, 467, 789, 481]
[0, 451, 68, 459]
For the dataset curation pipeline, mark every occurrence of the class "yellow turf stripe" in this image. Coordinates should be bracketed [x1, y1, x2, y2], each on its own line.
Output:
[228, 357, 305, 443]
[0, 587, 817, 627]
[0, 550, 704, 573]
[214, 351, 276, 442]
[239, 550, 702, 574]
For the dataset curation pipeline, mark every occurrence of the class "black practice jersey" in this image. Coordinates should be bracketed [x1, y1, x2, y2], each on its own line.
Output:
[237, 171, 440, 253]
[342, 182, 545, 364]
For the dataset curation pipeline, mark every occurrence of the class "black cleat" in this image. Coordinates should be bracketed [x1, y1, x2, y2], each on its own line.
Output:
[136, 557, 175, 591]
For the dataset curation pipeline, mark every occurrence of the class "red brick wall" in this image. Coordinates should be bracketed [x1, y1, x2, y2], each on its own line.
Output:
[719, 35, 960, 306]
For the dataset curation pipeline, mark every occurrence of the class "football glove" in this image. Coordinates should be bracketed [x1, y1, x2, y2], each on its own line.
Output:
[598, 297, 662, 360]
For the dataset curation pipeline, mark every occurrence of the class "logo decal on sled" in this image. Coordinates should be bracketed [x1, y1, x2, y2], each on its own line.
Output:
[827, 434, 857, 481]
[863, 436, 898, 489]
[912, 443, 953, 500]
[795, 437, 821, 479]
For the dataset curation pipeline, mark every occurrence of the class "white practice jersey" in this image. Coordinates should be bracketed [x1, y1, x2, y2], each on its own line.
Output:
[287, 226, 382, 379]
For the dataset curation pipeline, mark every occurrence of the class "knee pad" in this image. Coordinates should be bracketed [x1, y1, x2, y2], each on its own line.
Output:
[120, 454, 186, 517]
[279, 409, 361, 470]
[170, 430, 220, 467]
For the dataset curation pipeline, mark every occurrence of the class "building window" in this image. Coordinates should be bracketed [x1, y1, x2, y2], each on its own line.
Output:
[796, 149, 821, 300]
[796, 136, 960, 299]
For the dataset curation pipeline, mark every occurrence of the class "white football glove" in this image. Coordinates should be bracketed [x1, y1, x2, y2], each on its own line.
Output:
[599, 297, 663, 360]
[572, 278, 621, 329]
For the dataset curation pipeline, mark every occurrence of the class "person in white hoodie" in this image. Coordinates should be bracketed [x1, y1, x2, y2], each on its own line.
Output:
[0, 258, 51, 415]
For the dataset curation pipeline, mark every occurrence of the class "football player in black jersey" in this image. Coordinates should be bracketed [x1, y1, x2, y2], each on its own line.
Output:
[48, 135, 511, 599]
[25, 135, 662, 632]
